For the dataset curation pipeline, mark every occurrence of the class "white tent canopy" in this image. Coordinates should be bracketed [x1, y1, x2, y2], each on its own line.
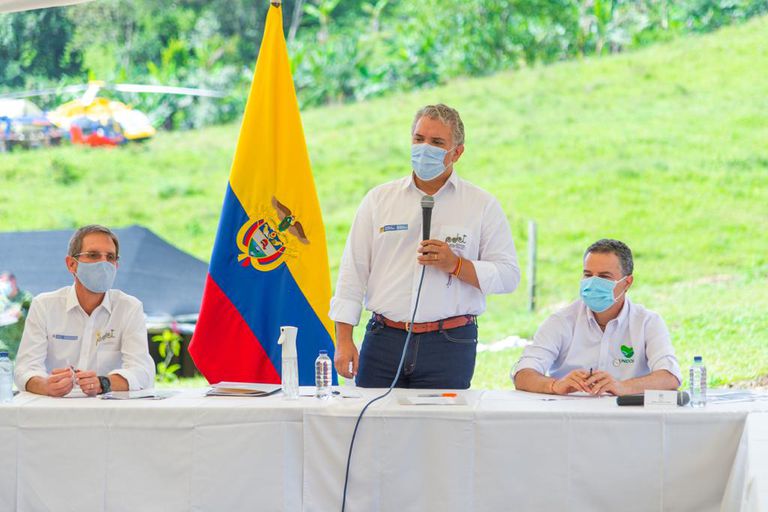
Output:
[0, 0, 94, 13]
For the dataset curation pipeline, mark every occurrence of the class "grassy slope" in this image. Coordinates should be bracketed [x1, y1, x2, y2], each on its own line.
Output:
[1, 17, 766, 388]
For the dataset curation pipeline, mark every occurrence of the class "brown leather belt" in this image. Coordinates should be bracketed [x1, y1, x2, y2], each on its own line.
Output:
[373, 313, 476, 334]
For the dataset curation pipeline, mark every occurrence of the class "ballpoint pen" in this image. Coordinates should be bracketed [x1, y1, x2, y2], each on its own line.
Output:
[67, 360, 77, 389]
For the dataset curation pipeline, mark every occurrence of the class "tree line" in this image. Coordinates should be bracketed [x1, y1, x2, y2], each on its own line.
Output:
[1, 0, 765, 128]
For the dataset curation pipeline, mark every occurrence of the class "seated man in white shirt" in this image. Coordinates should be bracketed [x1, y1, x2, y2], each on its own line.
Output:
[15, 225, 155, 396]
[513, 239, 681, 396]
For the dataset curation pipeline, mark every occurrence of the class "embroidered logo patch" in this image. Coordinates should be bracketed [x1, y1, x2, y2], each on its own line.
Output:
[613, 344, 636, 366]
[444, 233, 468, 251]
[379, 224, 408, 233]
[96, 329, 116, 345]
[53, 334, 78, 341]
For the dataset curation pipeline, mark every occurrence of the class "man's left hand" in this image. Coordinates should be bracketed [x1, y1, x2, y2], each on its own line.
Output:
[417, 240, 459, 274]
[585, 371, 628, 396]
[75, 370, 101, 396]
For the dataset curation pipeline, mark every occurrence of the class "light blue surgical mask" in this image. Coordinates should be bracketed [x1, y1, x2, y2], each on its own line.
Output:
[579, 275, 627, 313]
[75, 261, 117, 293]
[411, 143, 453, 181]
[0, 281, 11, 297]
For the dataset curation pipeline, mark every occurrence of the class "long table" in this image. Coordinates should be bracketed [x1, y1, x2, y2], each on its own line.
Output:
[1, 388, 766, 512]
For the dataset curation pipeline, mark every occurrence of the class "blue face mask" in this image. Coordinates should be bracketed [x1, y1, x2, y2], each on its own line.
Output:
[579, 276, 627, 313]
[411, 143, 453, 181]
[75, 261, 117, 293]
[0, 281, 11, 297]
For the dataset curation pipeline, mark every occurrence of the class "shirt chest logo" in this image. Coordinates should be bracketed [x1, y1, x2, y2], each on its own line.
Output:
[613, 344, 635, 366]
[444, 232, 468, 251]
[96, 329, 117, 345]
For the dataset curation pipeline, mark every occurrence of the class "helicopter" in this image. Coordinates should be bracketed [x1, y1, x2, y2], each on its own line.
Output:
[0, 81, 225, 148]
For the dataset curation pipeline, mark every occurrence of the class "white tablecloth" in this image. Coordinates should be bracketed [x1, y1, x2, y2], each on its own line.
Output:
[1, 388, 766, 512]
[722, 412, 768, 512]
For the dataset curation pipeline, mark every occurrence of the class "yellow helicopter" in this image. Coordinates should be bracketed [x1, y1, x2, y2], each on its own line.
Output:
[0, 81, 224, 147]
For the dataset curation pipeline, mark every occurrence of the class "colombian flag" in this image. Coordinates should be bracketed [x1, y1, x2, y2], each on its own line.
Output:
[189, 3, 336, 385]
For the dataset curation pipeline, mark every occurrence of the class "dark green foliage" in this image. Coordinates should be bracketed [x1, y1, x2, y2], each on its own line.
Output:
[1, 0, 766, 121]
[0, 9, 83, 87]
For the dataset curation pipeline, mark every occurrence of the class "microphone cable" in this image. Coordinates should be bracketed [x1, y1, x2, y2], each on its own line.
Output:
[340, 265, 427, 512]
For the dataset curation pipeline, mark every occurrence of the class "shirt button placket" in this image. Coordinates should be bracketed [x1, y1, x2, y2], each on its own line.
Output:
[78, 314, 95, 370]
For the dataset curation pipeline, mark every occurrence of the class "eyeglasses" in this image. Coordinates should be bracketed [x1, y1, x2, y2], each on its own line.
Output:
[74, 251, 119, 263]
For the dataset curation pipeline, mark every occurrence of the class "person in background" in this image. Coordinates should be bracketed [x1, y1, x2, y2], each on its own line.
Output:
[513, 239, 681, 396]
[14, 225, 154, 397]
[0, 272, 33, 359]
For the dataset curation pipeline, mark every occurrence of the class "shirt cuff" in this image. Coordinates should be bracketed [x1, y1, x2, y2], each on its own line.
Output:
[512, 358, 546, 380]
[329, 297, 363, 326]
[651, 356, 682, 384]
[472, 260, 501, 295]
[109, 369, 141, 391]
[16, 370, 48, 392]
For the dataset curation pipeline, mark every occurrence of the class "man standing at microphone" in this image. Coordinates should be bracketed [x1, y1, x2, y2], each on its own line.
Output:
[330, 103, 520, 388]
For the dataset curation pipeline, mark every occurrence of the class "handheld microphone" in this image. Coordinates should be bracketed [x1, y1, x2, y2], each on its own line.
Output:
[421, 195, 434, 240]
[616, 391, 690, 406]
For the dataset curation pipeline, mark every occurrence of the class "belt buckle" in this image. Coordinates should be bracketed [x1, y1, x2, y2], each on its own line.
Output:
[404, 321, 411, 332]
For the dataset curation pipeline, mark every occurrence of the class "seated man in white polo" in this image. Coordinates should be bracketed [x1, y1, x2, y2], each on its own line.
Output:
[513, 239, 681, 396]
[15, 225, 155, 396]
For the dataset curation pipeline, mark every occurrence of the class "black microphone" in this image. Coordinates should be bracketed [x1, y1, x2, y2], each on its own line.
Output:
[616, 391, 690, 406]
[421, 195, 434, 240]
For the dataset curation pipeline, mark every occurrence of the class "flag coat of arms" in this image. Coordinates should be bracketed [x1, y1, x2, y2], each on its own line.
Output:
[189, 2, 336, 385]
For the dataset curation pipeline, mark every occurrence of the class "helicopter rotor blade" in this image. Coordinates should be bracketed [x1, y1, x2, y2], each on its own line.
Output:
[111, 84, 226, 98]
[0, 84, 89, 100]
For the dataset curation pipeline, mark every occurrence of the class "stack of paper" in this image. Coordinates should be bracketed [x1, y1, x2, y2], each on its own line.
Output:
[206, 382, 282, 397]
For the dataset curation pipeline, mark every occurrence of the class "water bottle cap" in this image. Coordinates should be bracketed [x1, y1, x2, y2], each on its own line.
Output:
[0, 351, 8, 358]
[694, 356, 703, 362]
[319, 350, 328, 355]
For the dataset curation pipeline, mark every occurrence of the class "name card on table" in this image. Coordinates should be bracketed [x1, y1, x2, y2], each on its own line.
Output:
[644, 390, 679, 409]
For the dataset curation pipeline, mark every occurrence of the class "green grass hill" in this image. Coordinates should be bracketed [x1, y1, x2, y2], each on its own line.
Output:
[1, 16, 766, 389]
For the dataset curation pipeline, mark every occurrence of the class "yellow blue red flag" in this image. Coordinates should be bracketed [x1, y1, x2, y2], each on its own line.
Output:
[189, 2, 336, 385]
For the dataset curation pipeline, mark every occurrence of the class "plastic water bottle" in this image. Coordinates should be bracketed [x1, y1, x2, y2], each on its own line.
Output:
[689, 355, 707, 407]
[315, 350, 332, 399]
[0, 351, 13, 403]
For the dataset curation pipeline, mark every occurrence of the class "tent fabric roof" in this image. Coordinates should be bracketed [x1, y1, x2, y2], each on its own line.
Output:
[0, 225, 208, 318]
[0, 0, 94, 13]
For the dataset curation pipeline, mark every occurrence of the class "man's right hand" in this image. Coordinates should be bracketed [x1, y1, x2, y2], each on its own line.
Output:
[552, 369, 591, 395]
[46, 367, 75, 397]
[334, 338, 359, 379]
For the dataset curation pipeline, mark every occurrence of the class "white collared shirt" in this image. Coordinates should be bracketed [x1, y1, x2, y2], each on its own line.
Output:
[330, 171, 520, 324]
[14, 286, 155, 391]
[513, 297, 682, 383]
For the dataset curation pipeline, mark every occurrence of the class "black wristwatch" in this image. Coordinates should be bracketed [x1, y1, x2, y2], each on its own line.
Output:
[98, 376, 111, 394]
